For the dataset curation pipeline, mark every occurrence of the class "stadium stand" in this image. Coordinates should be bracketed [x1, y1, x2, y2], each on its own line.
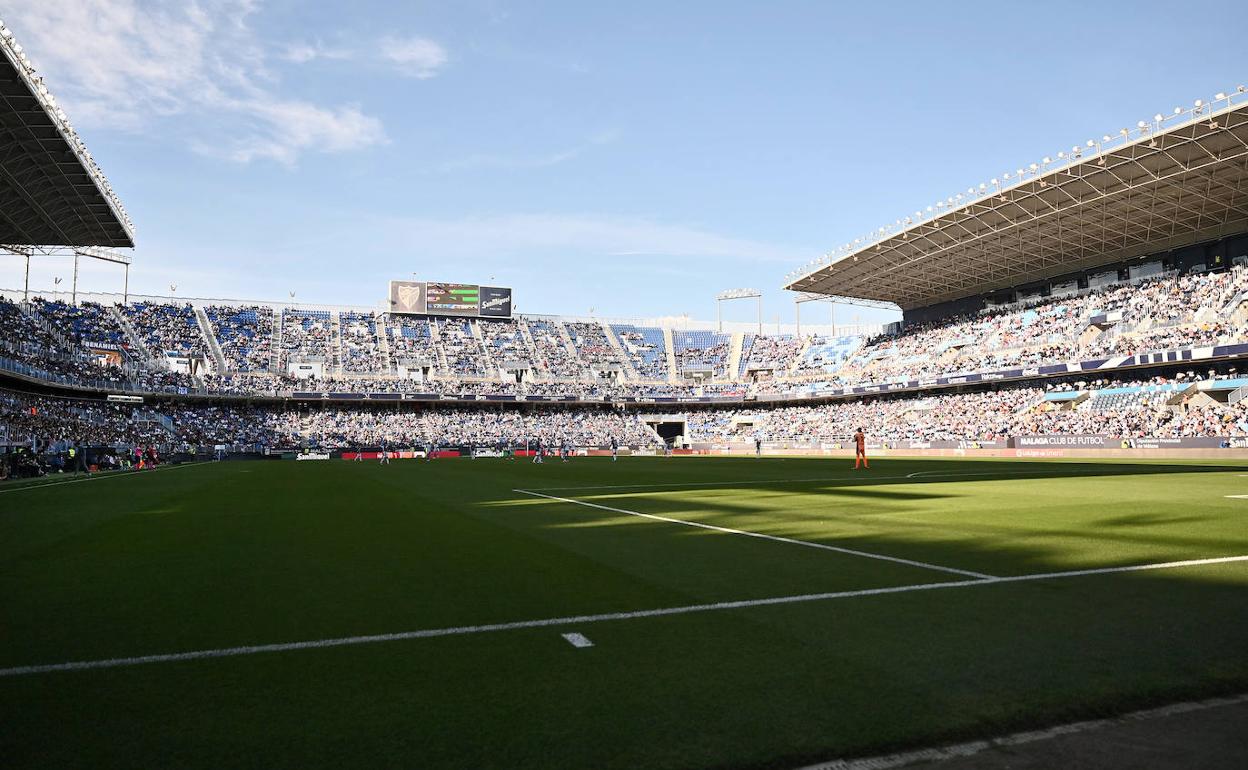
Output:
[527, 319, 585, 379]
[30, 299, 128, 352]
[205, 304, 275, 372]
[437, 317, 493, 378]
[122, 301, 207, 361]
[479, 317, 538, 372]
[565, 322, 624, 373]
[611, 324, 670, 381]
[674, 330, 732, 378]
[385, 314, 440, 372]
[338, 311, 384, 374]
[278, 308, 333, 369]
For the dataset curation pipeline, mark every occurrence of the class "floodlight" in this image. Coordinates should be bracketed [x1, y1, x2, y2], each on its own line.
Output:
[1154, 113, 1164, 121]
[1102, 135, 1111, 142]
[1216, 92, 1227, 100]
[1194, 99, 1203, 107]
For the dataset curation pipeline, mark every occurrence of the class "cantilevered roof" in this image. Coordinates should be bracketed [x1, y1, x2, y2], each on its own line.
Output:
[786, 89, 1248, 310]
[0, 19, 134, 248]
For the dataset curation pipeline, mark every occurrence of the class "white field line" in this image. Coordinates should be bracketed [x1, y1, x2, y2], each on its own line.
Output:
[561, 632, 594, 648]
[0, 461, 210, 495]
[801, 692, 1248, 770]
[515, 488, 995, 580]
[521, 467, 1168, 493]
[2, 554, 1245, 679]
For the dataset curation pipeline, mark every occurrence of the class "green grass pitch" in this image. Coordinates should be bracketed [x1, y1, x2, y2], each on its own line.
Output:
[3, 455, 1248, 769]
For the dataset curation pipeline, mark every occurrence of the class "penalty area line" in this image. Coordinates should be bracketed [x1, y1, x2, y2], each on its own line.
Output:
[515, 488, 995, 579]
[2, 555, 1245, 678]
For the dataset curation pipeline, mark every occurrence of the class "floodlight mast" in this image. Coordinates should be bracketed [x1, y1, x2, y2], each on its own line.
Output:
[793, 291, 836, 337]
[1, 245, 133, 303]
[715, 288, 763, 334]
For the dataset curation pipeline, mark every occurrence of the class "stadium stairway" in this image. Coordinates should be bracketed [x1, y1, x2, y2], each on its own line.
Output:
[663, 327, 678, 382]
[429, 319, 450, 374]
[788, 336, 813, 375]
[269, 312, 284, 373]
[601, 320, 640, 382]
[26, 302, 78, 352]
[516, 318, 549, 380]
[329, 312, 344, 376]
[725, 333, 745, 380]
[555, 320, 580, 362]
[109, 304, 160, 367]
[375, 313, 393, 374]
[472, 320, 499, 375]
[193, 306, 228, 374]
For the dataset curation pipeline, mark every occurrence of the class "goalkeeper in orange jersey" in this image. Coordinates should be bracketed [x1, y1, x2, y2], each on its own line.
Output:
[853, 427, 869, 470]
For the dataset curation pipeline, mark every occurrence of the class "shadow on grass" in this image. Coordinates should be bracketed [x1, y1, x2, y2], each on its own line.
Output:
[496, 457, 1248, 580]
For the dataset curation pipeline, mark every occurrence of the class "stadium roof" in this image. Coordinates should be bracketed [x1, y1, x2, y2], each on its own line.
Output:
[786, 88, 1248, 310]
[0, 19, 134, 248]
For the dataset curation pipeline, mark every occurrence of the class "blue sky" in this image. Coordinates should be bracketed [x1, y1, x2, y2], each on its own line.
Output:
[1, 0, 1243, 327]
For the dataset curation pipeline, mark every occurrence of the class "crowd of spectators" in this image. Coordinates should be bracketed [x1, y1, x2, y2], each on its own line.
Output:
[122, 301, 207, 360]
[527, 319, 585, 379]
[437, 318, 493, 377]
[566, 322, 622, 369]
[674, 331, 731, 378]
[4, 266, 1248, 404]
[613, 325, 669, 381]
[839, 267, 1248, 385]
[742, 335, 804, 376]
[385, 315, 440, 370]
[480, 318, 536, 369]
[31, 298, 129, 351]
[278, 309, 333, 368]
[207, 305, 275, 372]
[339, 312, 385, 374]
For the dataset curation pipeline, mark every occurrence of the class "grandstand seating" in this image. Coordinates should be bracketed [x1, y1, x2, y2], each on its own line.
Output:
[438, 317, 492, 378]
[527, 319, 584, 379]
[612, 324, 670, 381]
[479, 318, 537, 369]
[122, 301, 206, 359]
[278, 308, 332, 367]
[674, 330, 731, 377]
[565, 322, 623, 370]
[339, 311, 383, 374]
[385, 315, 439, 370]
[206, 304, 275, 372]
[4, 264, 1248, 403]
[31, 299, 128, 351]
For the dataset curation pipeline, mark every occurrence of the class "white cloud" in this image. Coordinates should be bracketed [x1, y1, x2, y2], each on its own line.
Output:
[369, 213, 807, 264]
[379, 36, 449, 79]
[1, 0, 387, 165]
[279, 40, 352, 64]
[436, 129, 620, 172]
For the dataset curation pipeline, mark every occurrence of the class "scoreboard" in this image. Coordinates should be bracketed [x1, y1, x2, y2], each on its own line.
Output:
[426, 283, 479, 313]
[389, 280, 512, 318]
